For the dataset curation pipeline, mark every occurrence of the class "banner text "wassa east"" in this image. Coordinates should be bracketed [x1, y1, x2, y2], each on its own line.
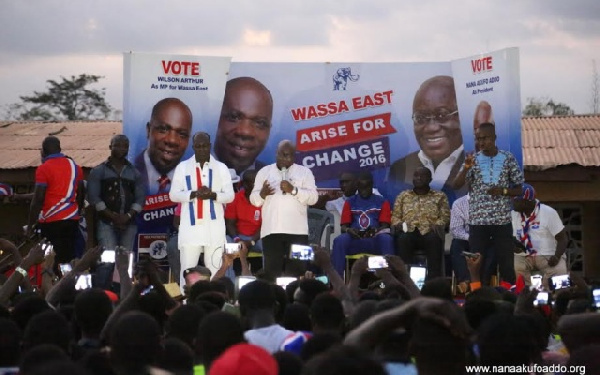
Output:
[290, 90, 393, 121]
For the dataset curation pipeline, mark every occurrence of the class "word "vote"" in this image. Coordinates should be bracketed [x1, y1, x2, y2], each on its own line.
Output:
[161, 60, 200, 76]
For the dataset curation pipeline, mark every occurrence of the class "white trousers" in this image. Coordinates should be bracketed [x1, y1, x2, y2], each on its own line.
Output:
[179, 243, 224, 289]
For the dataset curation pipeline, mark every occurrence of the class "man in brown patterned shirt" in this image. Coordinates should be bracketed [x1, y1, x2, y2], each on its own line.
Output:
[391, 167, 450, 278]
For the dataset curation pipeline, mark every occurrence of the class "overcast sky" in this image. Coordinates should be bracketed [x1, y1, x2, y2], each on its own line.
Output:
[1, 0, 599, 117]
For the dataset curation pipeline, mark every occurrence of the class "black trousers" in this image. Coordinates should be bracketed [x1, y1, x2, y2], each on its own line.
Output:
[38, 219, 78, 268]
[395, 229, 443, 279]
[262, 233, 308, 278]
[469, 224, 516, 284]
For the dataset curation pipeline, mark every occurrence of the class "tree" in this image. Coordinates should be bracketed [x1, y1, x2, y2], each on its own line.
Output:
[522, 97, 574, 117]
[4, 74, 112, 121]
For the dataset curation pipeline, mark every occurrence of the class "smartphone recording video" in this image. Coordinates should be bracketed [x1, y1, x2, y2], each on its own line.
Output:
[290, 244, 314, 261]
[592, 288, 600, 310]
[140, 285, 154, 296]
[42, 243, 53, 256]
[367, 256, 388, 270]
[59, 263, 72, 276]
[530, 275, 543, 291]
[409, 265, 427, 290]
[75, 274, 92, 291]
[101, 250, 116, 263]
[549, 274, 571, 291]
[534, 291, 549, 306]
[225, 243, 241, 255]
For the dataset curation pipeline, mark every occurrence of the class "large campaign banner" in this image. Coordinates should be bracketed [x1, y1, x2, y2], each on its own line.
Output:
[451, 47, 523, 165]
[123, 53, 231, 249]
[225, 48, 521, 204]
[122, 48, 522, 242]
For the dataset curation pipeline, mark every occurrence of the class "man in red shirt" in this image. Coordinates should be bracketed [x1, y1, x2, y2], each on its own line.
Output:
[27, 136, 84, 267]
[225, 170, 262, 255]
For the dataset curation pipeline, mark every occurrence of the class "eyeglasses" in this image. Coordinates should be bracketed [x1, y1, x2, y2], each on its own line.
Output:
[412, 110, 459, 126]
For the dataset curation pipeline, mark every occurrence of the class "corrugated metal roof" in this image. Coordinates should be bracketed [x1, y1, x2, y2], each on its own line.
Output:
[1, 115, 600, 169]
[521, 114, 600, 168]
[0, 121, 121, 169]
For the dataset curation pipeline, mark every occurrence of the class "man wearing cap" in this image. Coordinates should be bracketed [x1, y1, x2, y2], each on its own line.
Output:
[169, 132, 234, 287]
[512, 183, 568, 287]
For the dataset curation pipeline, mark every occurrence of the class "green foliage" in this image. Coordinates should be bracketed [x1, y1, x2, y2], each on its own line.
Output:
[523, 97, 574, 117]
[5, 74, 112, 121]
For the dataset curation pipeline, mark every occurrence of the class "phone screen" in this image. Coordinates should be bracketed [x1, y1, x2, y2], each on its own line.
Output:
[290, 244, 314, 261]
[101, 250, 116, 263]
[140, 285, 154, 296]
[410, 266, 427, 290]
[43, 243, 53, 256]
[367, 256, 388, 270]
[592, 288, 600, 309]
[59, 263, 72, 276]
[315, 275, 329, 285]
[531, 275, 543, 291]
[225, 243, 241, 254]
[75, 274, 92, 290]
[550, 274, 571, 291]
[127, 252, 134, 278]
[534, 291, 549, 306]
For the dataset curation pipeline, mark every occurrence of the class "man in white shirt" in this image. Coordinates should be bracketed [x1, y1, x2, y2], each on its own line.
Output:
[250, 140, 319, 277]
[512, 183, 568, 287]
[169, 132, 234, 287]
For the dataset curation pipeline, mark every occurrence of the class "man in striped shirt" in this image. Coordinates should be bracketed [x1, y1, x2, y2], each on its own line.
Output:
[27, 136, 84, 267]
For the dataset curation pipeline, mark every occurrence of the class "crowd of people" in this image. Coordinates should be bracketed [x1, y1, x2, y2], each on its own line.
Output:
[1, 86, 598, 373]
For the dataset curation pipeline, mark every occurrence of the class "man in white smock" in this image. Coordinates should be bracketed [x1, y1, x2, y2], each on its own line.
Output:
[169, 132, 234, 287]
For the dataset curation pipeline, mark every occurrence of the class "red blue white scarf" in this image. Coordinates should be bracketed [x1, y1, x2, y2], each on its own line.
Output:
[185, 164, 216, 225]
[519, 200, 540, 255]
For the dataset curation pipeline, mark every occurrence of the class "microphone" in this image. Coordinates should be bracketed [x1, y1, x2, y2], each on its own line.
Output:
[281, 167, 288, 194]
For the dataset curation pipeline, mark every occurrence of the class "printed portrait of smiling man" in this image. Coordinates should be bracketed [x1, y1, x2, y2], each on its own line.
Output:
[134, 97, 193, 195]
[388, 75, 466, 199]
[214, 76, 273, 176]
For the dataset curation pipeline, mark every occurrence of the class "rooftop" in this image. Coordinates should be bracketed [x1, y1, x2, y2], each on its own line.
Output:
[1, 114, 600, 170]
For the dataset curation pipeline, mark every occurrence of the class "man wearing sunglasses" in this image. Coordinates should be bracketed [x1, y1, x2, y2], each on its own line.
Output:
[389, 75, 466, 201]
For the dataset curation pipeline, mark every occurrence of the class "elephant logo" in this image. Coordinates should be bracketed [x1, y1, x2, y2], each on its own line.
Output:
[333, 67, 359, 90]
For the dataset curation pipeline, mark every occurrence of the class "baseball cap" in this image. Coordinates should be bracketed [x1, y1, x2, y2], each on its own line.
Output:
[209, 343, 278, 375]
[519, 183, 536, 201]
[183, 265, 212, 279]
